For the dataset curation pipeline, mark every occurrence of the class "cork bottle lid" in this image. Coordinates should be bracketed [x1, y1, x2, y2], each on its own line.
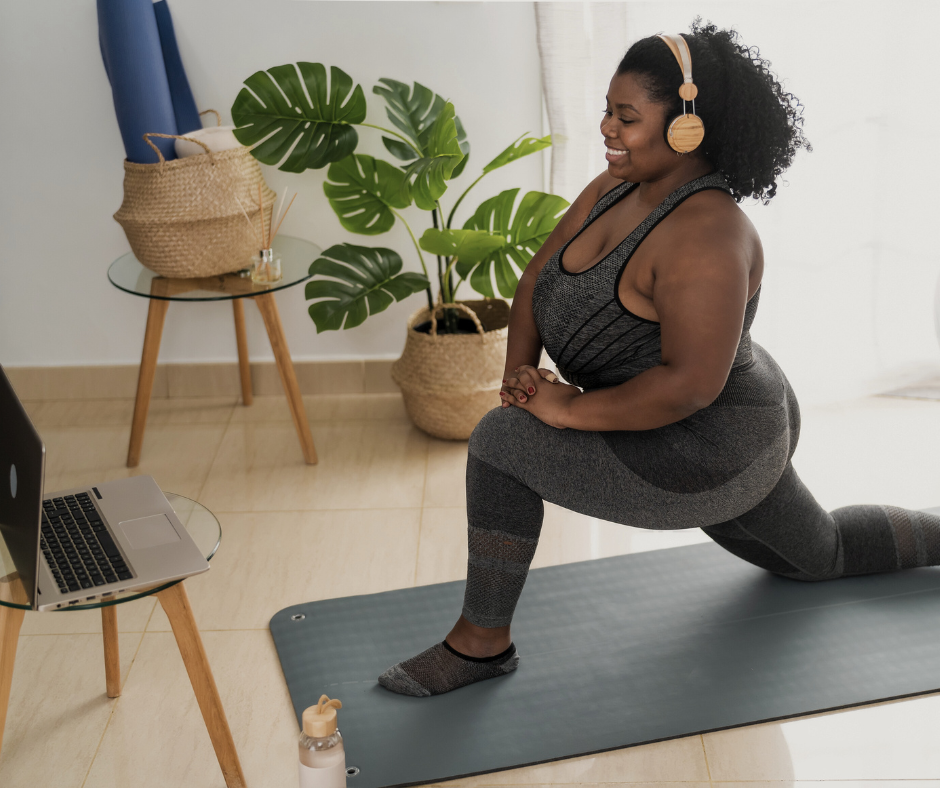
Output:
[303, 695, 343, 738]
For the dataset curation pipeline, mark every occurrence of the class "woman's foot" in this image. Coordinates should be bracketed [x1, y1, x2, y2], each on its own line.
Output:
[377, 616, 519, 696]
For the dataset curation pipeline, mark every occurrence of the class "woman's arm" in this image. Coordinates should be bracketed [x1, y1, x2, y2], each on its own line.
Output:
[502, 170, 623, 382]
[507, 196, 753, 430]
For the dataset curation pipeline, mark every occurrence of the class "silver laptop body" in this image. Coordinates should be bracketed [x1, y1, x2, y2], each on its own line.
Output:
[0, 365, 209, 611]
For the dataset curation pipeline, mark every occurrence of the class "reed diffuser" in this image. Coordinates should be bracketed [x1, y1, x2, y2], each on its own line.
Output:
[236, 184, 296, 284]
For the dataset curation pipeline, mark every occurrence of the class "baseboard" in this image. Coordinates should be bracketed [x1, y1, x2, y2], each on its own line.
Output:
[5, 360, 398, 401]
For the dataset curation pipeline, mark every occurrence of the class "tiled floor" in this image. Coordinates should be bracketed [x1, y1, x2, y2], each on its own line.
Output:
[3, 392, 940, 787]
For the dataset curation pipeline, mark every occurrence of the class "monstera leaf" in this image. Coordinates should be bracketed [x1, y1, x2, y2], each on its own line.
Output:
[444, 132, 552, 228]
[482, 133, 552, 174]
[418, 228, 507, 264]
[323, 155, 411, 235]
[374, 79, 471, 185]
[306, 245, 429, 332]
[374, 80, 469, 155]
[399, 102, 464, 210]
[460, 189, 570, 297]
[232, 63, 366, 172]
[450, 116, 471, 179]
[373, 78, 441, 153]
[381, 136, 418, 162]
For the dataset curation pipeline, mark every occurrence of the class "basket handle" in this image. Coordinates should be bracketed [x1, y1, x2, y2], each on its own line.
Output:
[142, 132, 215, 170]
[428, 302, 485, 337]
[199, 109, 222, 127]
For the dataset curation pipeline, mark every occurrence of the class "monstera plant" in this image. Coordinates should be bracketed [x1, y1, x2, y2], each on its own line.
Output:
[231, 63, 569, 334]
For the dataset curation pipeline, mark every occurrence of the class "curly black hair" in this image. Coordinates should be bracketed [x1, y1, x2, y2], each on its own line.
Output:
[617, 19, 811, 203]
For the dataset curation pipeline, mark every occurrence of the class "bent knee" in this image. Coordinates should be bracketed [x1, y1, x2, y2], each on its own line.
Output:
[468, 406, 517, 460]
[468, 406, 540, 463]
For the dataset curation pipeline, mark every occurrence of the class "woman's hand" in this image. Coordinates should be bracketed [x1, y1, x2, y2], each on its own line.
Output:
[500, 365, 581, 429]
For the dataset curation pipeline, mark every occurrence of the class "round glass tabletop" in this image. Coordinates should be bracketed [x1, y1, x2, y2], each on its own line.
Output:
[0, 493, 221, 611]
[107, 235, 322, 301]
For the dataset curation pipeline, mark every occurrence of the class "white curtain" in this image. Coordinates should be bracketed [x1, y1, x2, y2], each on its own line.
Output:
[534, 1, 940, 406]
[535, 2, 629, 205]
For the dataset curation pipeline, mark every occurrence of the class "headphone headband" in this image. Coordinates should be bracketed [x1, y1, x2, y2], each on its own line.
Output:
[657, 34, 693, 85]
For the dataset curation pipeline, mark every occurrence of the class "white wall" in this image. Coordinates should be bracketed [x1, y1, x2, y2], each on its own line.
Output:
[0, 1, 544, 367]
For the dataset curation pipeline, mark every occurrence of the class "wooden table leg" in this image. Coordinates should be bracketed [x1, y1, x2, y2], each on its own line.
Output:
[101, 605, 121, 698]
[232, 299, 253, 406]
[127, 298, 169, 468]
[157, 582, 246, 788]
[0, 604, 25, 759]
[253, 293, 317, 464]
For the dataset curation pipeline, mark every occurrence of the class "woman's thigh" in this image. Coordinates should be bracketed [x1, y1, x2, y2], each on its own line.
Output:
[468, 405, 791, 531]
[702, 461, 840, 579]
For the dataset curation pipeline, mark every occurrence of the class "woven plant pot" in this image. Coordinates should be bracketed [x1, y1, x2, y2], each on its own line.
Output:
[392, 299, 510, 440]
[113, 132, 276, 278]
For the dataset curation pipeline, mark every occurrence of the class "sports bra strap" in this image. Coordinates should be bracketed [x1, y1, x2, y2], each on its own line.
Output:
[583, 181, 635, 226]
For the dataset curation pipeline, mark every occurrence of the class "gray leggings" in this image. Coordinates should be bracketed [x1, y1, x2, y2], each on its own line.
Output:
[462, 407, 940, 629]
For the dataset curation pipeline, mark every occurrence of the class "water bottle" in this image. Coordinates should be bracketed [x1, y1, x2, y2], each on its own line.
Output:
[299, 695, 346, 788]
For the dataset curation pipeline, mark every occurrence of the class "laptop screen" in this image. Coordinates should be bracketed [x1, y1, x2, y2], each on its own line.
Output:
[0, 365, 44, 608]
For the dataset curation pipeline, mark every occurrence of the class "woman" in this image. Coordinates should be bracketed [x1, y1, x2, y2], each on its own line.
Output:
[378, 21, 940, 697]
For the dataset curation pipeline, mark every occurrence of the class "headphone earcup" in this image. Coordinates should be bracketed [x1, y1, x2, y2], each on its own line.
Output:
[666, 113, 705, 154]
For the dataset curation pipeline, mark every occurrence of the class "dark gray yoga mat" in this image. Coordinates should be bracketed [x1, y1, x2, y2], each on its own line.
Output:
[271, 540, 940, 788]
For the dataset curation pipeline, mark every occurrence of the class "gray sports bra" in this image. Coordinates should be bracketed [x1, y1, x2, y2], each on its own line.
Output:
[532, 171, 759, 391]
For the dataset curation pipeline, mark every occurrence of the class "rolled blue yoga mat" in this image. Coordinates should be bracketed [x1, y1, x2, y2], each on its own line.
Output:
[153, 0, 202, 135]
[97, 0, 177, 162]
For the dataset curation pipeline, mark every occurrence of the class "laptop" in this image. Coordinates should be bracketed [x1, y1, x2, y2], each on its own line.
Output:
[0, 364, 209, 611]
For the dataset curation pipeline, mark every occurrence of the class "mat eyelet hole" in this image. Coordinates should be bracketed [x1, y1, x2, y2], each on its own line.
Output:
[346, 766, 360, 776]
[290, 613, 305, 621]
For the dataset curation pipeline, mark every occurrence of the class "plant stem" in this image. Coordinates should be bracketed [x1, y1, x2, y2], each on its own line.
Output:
[436, 252, 444, 303]
[432, 205, 458, 332]
[391, 207, 434, 310]
[435, 201, 455, 301]
[431, 208, 445, 305]
[446, 172, 486, 228]
[359, 123, 423, 158]
[442, 256, 462, 298]
[440, 256, 458, 334]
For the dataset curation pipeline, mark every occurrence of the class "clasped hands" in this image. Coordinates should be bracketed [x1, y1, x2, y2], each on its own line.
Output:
[500, 365, 582, 429]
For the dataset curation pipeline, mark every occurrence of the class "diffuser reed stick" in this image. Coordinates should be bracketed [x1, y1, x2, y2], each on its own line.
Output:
[258, 183, 266, 250]
[269, 193, 297, 246]
[234, 194, 261, 247]
[271, 189, 287, 245]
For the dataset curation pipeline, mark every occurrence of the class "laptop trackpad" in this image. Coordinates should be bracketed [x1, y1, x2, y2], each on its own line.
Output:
[119, 514, 180, 549]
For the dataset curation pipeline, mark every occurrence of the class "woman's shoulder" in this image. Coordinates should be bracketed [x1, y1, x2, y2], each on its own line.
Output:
[563, 171, 629, 228]
[590, 171, 629, 203]
[669, 180, 753, 238]
[658, 182, 762, 277]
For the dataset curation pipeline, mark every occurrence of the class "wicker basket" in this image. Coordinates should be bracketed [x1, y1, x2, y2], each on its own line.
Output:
[391, 300, 510, 440]
[113, 132, 276, 278]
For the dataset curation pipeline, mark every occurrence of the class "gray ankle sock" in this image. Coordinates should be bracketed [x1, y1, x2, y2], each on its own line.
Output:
[377, 641, 519, 697]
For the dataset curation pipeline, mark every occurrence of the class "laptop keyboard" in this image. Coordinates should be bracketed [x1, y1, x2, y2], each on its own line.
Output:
[41, 492, 134, 595]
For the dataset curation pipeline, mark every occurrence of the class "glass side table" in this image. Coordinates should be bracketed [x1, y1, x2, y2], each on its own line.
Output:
[0, 495, 245, 787]
[108, 234, 321, 467]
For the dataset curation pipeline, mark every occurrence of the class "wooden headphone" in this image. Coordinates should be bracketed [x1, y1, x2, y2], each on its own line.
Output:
[657, 33, 705, 154]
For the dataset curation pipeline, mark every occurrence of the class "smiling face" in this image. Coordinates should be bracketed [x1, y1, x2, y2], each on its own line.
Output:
[601, 71, 687, 182]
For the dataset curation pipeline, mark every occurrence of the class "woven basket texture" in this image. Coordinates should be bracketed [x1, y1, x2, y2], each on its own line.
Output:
[114, 147, 276, 278]
[391, 300, 510, 440]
